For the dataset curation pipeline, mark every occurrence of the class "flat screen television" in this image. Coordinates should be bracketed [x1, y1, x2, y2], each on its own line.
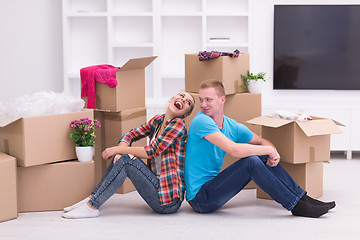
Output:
[273, 5, 360, 90]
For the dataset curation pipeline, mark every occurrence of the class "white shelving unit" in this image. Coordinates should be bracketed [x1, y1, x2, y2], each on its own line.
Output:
[62, 0, 252, 110]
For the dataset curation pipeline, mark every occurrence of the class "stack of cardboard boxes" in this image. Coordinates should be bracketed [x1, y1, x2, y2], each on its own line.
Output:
[246, 116, 342, 198]
[0, 110, 95, 222]
[184, 52, 261, 188]
[83, 56, 157, 194]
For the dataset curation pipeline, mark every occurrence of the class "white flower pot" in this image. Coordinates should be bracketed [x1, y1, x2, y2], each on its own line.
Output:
[75, 146, 94, 162]
[247, 80, 264, 93]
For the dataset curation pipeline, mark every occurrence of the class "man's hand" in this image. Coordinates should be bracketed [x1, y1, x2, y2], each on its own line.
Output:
[267, 148, 280, 167]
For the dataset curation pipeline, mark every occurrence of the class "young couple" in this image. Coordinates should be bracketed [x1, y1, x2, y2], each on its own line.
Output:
[63, 80, 335, 219]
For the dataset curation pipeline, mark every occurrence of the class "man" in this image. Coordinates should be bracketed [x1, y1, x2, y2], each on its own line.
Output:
[185, 80, 335, 218]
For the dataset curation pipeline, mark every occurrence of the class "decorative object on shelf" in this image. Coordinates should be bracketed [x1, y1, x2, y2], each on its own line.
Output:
[241, 71, 267, 93]
[70, 118, 101, 162]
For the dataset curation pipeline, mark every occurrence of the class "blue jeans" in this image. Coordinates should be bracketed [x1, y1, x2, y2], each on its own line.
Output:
[89, 154, 182, 214]
[190, 155, 306, 213]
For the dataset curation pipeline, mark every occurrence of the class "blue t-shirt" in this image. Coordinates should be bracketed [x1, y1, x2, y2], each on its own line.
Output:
[185, 112, 254, 201]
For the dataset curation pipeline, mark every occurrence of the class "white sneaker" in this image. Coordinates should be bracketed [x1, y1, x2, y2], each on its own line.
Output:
[62, 203, 100, 219]
[63, 197, 90, 212]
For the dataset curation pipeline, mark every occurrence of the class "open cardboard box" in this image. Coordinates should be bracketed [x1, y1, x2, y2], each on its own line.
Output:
[83, 56, 157, 112]
[17, 160, 95, 212]
[0, 152, 17, 222]
[246, 116, 343, 164]
[185, 53, 249, 95]
[0, 110, 93, 167]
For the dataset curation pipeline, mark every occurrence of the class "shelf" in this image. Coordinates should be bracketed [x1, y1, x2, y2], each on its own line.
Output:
[63, 0, 251, 104]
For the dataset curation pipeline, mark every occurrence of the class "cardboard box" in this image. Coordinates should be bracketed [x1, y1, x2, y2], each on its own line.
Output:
[246, 116, 342, 164]
[256, 161, 324, 199]
[83, 56, 157, 112]
[186, 93, 261, 135]
[224, 93, 262, 135]
[0, 110, 93, 167]
[185, 53, 249, 95]
[0, 152, 17, 222]
[96, 107, 148, 194]
[17, 160, 95, 212]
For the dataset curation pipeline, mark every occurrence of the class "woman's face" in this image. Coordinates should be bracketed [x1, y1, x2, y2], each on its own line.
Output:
[168, 92, 194, 118]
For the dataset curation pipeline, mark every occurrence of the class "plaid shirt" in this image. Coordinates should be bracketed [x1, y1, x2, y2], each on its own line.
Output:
[119, 114, 187, 205]
[198, 49, 240, 61]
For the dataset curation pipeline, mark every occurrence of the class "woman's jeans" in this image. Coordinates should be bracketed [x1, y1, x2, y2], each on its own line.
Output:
[190, 155, 306, 213]
[89, 154, 182, 214]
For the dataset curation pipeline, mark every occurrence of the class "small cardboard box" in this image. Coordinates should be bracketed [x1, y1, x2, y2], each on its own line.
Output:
[186, 93, 261, 135]
[0, 110, 93, 167]
[84, 56, 157, 112]
[0, 152, 17, 222]
[246, 116, 343, 164]
[256, 161, 324, 199]
[95, 107, 148, 194]
[17, 160, 95, 212]
[185, 53, 249, 95]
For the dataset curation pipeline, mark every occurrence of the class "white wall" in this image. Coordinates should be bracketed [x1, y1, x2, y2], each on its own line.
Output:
[251, 0, 360, 109]
[0, 0, 63, 102]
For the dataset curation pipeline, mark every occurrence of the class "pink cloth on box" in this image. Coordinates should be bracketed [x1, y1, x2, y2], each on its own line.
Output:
[80, 64, 118, 109]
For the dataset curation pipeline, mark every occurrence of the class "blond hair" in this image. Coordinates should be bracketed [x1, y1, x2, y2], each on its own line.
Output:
[199, 80, 225, 97]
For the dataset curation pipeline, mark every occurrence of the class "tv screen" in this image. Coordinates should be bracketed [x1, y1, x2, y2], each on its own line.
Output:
[273, 5, 360, 90]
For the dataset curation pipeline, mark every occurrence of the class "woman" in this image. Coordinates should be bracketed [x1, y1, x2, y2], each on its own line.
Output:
[63, 92, 195, 218]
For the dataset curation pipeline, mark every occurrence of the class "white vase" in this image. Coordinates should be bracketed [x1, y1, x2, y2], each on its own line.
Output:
[247, 80, 264, 93]
[75, 146, 94, 162]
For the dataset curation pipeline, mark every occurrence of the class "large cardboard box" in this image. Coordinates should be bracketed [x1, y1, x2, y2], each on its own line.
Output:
[256, 161, 324, 199]
[0, 152, 17, 222]
[83, 56, 157, 112]
[246, 116, 342, 164]
[0, 110, 93, 167]
[185, 53, 249, 95]
[224, 93, 261, 135]
[17, 160, 95, 212]
[95, 107, 148, 194]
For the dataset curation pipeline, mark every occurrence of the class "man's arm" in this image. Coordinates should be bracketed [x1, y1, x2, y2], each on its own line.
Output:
[204, 132, 280, 166]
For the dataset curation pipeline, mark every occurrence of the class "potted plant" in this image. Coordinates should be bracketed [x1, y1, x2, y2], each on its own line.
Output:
[240, 71, 267, 93]
[70, 118, 101, 162]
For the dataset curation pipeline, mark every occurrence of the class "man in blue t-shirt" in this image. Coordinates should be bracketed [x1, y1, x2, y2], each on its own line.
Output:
[185, 80, 335, 218]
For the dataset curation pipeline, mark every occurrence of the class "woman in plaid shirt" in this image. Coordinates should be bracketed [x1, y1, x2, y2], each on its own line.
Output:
[63, 92, 195, 218]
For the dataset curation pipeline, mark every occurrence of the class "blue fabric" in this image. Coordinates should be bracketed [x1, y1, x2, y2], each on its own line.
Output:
[185, 112, 253, 201]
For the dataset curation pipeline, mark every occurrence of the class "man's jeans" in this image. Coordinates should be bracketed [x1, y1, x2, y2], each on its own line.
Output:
[89, 154, 182, 214]
[190, 155, 306, 213]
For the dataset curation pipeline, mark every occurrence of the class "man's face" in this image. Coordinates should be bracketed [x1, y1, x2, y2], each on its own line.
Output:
[198, 87, 225, 118]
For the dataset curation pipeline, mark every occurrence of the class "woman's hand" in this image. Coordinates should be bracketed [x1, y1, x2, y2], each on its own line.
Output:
[102, 146, 120, 160]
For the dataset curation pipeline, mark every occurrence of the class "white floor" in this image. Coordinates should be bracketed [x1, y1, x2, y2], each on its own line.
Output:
[1, 152, 360, 240]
